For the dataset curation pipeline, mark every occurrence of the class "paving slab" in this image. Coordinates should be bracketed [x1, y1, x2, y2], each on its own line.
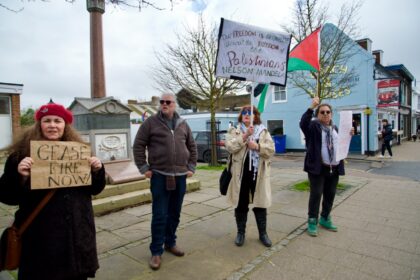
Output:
[181, 203, 221, 218]
[95, 253, 148, 280]
[96, 230, 131, 254]
[95, 211, 145, 231]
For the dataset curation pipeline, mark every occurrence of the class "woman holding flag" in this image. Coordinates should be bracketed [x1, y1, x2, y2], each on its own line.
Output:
[300, 97, 353, 237]
[225, 105, 275, 247]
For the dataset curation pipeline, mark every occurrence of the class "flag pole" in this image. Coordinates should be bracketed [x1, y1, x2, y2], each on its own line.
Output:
[317, 73, 320, 98]
[249, 85, 254, 171]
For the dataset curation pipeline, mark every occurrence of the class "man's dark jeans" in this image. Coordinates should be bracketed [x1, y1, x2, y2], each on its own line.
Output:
[381, 139, 393, 156]
[150, 173, 186, 256]
[308, 166, 339, 220]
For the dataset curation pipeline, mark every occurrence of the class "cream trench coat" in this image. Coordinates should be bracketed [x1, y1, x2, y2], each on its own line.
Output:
[225, 125, 275, 208]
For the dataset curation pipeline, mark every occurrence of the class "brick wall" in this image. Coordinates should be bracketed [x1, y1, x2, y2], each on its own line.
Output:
[10, 94, 21, 135]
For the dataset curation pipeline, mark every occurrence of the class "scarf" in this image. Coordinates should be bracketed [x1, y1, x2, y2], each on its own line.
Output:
[320, 123, 334, 167]
[240, 123, 266, 180]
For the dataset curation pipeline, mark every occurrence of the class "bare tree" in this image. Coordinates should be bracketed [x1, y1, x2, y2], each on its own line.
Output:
[152, 15, 244, 166]
[0, 0, 174, 12]
[282, 0, 363, 101]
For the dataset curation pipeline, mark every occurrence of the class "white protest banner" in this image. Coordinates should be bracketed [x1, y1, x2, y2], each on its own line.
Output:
[336, 111, 353, 161]
[215, 18, 291, 85]
[30, 141, 92, 189]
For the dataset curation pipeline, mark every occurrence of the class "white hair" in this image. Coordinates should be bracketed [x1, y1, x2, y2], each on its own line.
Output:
[160, 92, 180, 112]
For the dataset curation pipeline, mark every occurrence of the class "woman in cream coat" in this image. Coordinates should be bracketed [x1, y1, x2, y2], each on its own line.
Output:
[225, 105, 275, 247]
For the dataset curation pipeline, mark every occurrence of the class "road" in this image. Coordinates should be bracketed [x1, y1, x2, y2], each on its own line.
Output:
[272, 156, 420, 182]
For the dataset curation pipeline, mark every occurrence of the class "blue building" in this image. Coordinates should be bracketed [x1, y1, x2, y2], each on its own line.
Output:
[255, 24, 413, 155]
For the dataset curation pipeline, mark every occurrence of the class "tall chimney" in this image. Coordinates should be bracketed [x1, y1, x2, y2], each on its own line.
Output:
[372, 50, 384, 65]
[87, 0, 106, 99]
[356, 38, 372, 53]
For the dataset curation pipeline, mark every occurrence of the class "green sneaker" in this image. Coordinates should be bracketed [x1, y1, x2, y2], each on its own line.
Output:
[319, 216, 338, 232]
[307, 218, 318, 237]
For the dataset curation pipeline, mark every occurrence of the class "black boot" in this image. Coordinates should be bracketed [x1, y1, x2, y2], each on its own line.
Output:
[234, 209, 248, 246]
[253, 208, 272, 247]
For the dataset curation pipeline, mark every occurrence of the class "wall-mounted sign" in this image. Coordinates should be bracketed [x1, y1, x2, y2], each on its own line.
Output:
[377, 79, 400, 107]
[95, 133, 128, 161]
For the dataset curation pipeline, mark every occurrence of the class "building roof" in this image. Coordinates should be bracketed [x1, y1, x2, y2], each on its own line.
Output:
[69, 96, 131, 112]
[127, 103, 158, 118]
[384, 64, 415, 81]
[0, 82, 23, 95]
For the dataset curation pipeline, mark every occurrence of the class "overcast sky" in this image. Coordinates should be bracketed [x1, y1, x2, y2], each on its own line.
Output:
[0, 0, 419, 110]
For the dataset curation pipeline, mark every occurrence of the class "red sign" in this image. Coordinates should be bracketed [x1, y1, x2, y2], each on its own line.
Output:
[377, 79, 399, 107]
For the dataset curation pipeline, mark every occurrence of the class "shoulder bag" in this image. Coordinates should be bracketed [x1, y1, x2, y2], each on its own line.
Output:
[0, 190, 56, 271]
[219, 155, 232, 196]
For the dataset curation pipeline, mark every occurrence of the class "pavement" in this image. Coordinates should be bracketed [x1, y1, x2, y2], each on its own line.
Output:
[1, 141, 420, 279]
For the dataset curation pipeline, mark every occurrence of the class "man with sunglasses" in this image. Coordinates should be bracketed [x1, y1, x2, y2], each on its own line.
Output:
[300, 97, 352, 237]
[133, 93, 197, 270]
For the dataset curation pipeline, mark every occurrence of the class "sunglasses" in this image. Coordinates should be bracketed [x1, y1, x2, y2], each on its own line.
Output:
[319, 110, 331, 115]
[159, 100, 173, 105]
[241, 109, 252, 116]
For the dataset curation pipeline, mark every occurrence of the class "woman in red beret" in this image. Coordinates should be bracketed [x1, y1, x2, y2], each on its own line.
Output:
[0, 102, 106, 280]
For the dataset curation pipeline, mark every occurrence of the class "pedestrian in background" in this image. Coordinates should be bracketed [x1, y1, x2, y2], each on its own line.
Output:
[225, 105, 275, 247]
[300, 97, 353, 237]
[0, 102, 106, 280]
[133, 93, 197, 270]
[379, 119, 393, 158]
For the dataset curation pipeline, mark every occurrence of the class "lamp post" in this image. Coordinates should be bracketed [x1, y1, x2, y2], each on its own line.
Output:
[364, 106, 372, 155]
[87, 0, 106, 98]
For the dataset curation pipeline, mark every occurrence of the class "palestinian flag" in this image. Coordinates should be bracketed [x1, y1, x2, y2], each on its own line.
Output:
[253, 83, 269, 113]
[287, 27, 321, 72]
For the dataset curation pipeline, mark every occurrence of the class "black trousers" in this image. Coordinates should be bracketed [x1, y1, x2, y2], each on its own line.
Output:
[308, 165, 339, 219]
[236, 155, 257, 212]
[381, 139, 393, 156]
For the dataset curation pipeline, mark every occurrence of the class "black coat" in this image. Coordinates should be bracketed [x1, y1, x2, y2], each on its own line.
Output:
[299, 109, 345, 176]
[382, 124, 393, 141]
[0, 152, 106, 280]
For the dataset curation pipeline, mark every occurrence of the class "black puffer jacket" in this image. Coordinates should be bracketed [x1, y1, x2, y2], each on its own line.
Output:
[0, 152, 106, 280]
[382, 124, 393, 141]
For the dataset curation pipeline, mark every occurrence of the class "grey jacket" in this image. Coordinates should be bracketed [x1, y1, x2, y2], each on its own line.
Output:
[133, 111, 197, 176]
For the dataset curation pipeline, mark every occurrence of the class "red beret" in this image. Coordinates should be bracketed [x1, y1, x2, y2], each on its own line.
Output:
[35, 103, 73, 124]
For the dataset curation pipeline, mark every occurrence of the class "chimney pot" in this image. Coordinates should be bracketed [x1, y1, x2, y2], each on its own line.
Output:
[356, 38, 372, 53]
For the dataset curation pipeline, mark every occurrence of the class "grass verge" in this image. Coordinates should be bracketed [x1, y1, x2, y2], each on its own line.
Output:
[291, 180, 349, 192]
[196, 164, 226, 171]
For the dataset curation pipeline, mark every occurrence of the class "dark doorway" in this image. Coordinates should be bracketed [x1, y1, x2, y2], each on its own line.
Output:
[349, 113, 361, 153]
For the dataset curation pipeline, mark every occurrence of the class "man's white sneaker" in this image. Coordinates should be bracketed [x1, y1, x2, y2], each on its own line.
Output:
[378, 155, 384, 158]
[386, 155, 392, 158]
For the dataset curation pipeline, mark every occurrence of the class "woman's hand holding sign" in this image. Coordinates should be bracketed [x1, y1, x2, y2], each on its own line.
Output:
[18, 157, 34, 177]
[89, 157, 103, 173]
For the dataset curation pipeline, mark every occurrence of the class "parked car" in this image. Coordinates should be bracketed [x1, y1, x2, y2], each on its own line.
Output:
[192, 130, 229, 163]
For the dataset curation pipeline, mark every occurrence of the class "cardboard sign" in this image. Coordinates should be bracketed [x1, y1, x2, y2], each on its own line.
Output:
[215, 18, 291, 86]
[30, 141, 92, 189]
